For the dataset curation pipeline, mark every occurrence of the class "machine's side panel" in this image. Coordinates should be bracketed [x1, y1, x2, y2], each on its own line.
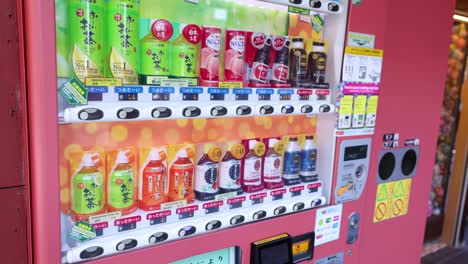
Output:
[359, 0, 455, 263]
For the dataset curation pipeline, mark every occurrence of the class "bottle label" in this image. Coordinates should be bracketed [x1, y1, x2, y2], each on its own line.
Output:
[109, 169, 135, 209]
[219, 159, 241, 189]
[171, 45, 198, 77]
[263, 156, 282, 183]
[250, 62, 269, 83]
[243, 157, 262, 185]
[73, 173, 104, 215]
[195, 163, 219, 194]
[171, 163, 194, 199]
[300, 149, 317, 176]
[142, 167, 165, 203]
[271, 63, 289, 83]
[140, 40, 170, 76]
[283, 151, 300, 179]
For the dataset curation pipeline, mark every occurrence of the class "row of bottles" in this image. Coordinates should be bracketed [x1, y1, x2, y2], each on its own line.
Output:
[290, 39, 327, 87]
[69, 136, 318, 221]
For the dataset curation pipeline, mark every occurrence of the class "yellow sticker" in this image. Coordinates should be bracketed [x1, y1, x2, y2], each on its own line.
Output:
[273, 141, 286, 155]
[208, 146, 222, 163]
[292, 240, 310, 255]
[254, 142, 266, 157]
[231, 144, 246, 160]
[85, 77, 123, 87]
[345, 46, 384, 57]
[219, 82, 243, 89]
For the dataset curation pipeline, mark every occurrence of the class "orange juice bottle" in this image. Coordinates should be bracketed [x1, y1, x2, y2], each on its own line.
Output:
[168, 147, 195, 203]
[139, 149, 168, 211]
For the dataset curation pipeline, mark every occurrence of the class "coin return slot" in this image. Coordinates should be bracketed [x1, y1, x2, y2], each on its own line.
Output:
[152, 107, 172, 118]
[211, 106, 228, 117]
[78, 108, 104, 121]
[237, 106, 252, 116]
[274, 206, 287, 216]
[402, 149, 417, 176]
[206, 220, 222, 231]
[281, 105, 295, 114]
[319, 104, 331, 113]
[260, 105, 274, 115]
[253, 210, 267, 220]
[379, 152, 396, 181]
[183, 107, 201, 117]
[293, 202, 305, 211]
[301, 105, 313, 114]
[116, 239, 138, 251]
[117, 108, 140, 119]
[79, 246, 104, 260]
[310, 0, 322, 8]
[149, 232, 168, 244]
[178, 226, 197, 237]
[230, 215, 245, 225]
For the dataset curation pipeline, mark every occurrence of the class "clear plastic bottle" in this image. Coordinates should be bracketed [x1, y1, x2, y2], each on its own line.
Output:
[299, 136, 319, 182]
[108, 150, 137, 215]
[282, 137, 301, 185]
[139, 149, 168, 211]
[195, 144, 220, 201]
[168, 148, 195, 203]
[263, 138, 284, 189]
[242, 140, 264, 193]
[219, 143, 243, 194]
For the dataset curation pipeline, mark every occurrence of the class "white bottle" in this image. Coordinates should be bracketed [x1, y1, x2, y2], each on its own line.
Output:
[282, 137, 301, 185]
[299, 136, 318, 182]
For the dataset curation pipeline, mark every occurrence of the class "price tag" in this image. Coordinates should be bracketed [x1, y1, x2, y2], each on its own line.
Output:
[254, 142, 266, 157]
[85, 77, 122, 87]
[219, 82, 243, 89]
[231, 144, 246, 159]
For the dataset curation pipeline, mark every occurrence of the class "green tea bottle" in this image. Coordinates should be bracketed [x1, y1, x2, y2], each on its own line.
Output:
[106, 0, 140, 84]
[71, 153, 105, 221]
[68, 0, 105, 83]
[140, 19, 173, 77]
[108, 150, 137, 215]
[170, 24, 201, 78]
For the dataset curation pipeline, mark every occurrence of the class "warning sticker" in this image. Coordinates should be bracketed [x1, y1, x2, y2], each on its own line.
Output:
[68, 221, 96, 242]
[373, 179, 412, 223]
[58, 77, 88, 105]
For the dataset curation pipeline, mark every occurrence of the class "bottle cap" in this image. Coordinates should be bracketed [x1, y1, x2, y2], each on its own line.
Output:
[116, 150, 131, 164]
[289, 137, 298, 142]
[177, 148, 189, 158]
[292, 37, 304, 43]
[81, 153, 96, 167]
[203, 143, 214, 154]
[313, 41, 325, 46]
[306, 136, 314, 140]
[148, 149, 162, 161]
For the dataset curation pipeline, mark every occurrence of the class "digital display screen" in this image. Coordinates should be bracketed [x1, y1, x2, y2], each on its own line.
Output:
[259, 243, 290, 264]
[344, 145, 368, 161]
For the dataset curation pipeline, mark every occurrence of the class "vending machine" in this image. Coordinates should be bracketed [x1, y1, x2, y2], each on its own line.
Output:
[17, 0, 454, 263]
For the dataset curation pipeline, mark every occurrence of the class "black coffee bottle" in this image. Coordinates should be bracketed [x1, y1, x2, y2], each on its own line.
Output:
[307, 42, 327, 84]
[289, 38, 307, 87]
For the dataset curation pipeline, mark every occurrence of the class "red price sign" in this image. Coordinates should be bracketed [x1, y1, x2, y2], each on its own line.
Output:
[151, 19, 174, 41]
[183, 24, 202, 44]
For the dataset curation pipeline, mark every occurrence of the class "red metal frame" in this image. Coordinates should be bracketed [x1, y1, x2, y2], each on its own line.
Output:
[23, 0, 455, 263]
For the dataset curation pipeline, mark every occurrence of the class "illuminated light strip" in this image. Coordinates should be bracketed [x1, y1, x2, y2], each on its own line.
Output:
[454, 14, 468, 23]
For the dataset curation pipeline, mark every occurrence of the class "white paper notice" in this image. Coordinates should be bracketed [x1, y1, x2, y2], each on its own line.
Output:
[315, 204, 343, 246]
[342, 47, 384, 83]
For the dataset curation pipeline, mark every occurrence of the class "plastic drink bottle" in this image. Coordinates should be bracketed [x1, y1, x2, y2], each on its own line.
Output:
[289, 38, 307, 87]
[168, 148, 195, 203]
[108, 150, 137, 215]
[299, 136, 319, 182]
[107, 0, 140, 84]
[307, 42, 327, 83]
[219, 143, 243, 195]
[171, 24, 201, 78]
[249, 34, 271, 84]
[68, 0, 105, 82]
[71, 153, 105, 221]
[195, 144, 221, 201]
[140, 20, 173, 77]
[282, 137, 301, 185]
[263, 138, 284, 189]
[139, 149, 167, 211]
[270, 36, 291, 85]
[242, 140, 264, 193]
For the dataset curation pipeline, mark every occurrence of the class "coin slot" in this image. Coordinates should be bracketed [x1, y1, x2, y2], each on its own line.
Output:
[78, 108, 104, 121]
[378, 152, 396, 181]
[402, 149, 417, 176]
[79, 246, 104, 259]
[116, 239, 138, 251]
[149, 232, 168, 244]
